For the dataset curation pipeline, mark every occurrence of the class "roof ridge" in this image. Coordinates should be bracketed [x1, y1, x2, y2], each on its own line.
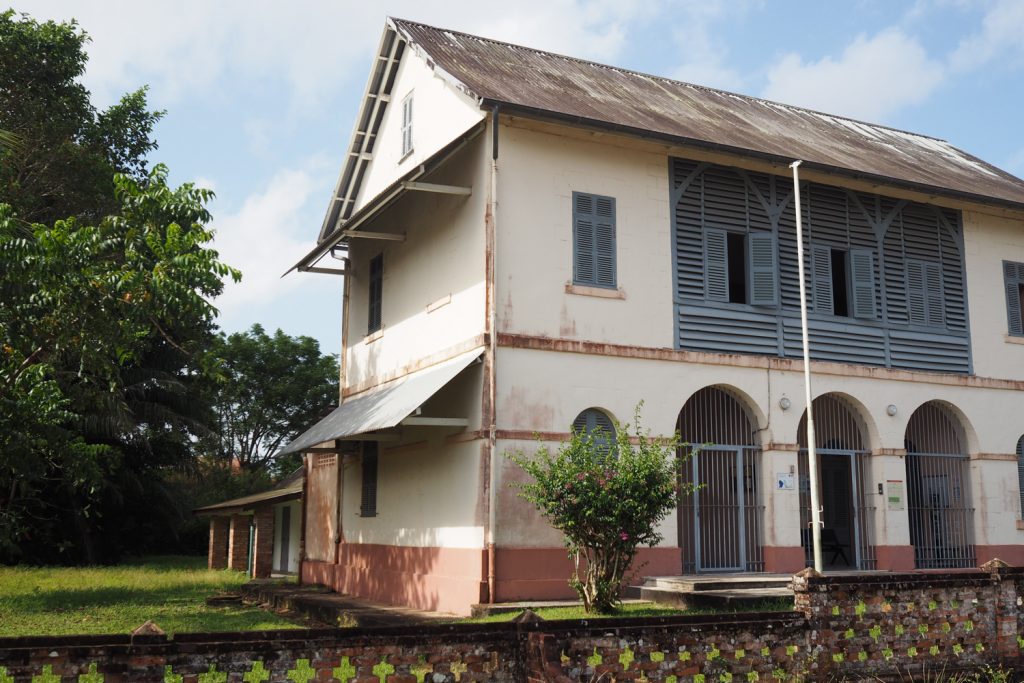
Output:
[388, 16, 949, 145]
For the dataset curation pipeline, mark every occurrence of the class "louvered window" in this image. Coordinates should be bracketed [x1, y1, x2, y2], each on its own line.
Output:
[1018, 436, 1024, 519]
[906, 259, 944, 327]
[572, 192, 616, 288]
[368, 253, 383, 334]
[360, 442, 378, 517]
[704, 230, 776, 306]
[1004, 261, 1024, 337]
[810, 246, 877, 320]
[572, 408, 616, 462]
[401, 93, 413, 157]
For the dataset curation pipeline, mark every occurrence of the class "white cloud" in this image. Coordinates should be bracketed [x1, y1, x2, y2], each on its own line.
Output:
[209, 156, 332, 315]
[19, 0, 661, 113]
[668, 1, 752, 91]
[761, 28, 945, 122]
[949, 0, 1024, 71]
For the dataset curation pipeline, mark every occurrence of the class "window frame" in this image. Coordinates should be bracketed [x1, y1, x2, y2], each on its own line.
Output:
[367, 253, 384, 335]
[572, 408, 617, 462]
[400, 92, 414, 158]
[572, 191, 617, 290]
[1004, 261, 1024, 337]
[360, 442, 378, 518]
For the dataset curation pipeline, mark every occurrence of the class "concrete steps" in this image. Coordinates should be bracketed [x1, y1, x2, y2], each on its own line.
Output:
[628, 574, 794, 610]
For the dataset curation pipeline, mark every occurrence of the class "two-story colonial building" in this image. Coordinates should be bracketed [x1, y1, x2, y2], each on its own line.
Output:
[280, 18, 1024, 616]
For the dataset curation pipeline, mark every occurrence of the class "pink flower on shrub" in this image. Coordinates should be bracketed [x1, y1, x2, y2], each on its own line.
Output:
[576, 473, 586, 481]
[619, 532, 629, 541]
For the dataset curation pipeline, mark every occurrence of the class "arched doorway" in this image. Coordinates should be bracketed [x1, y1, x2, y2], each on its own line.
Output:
[905, 402, 974, 568]
[798, 394, 876, 569]
[678, 386, 764, 573]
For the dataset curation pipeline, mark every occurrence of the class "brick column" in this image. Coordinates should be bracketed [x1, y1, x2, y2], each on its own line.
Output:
[252, 507, 275, 579]
[207, 517, 229, 569]
[228, 514, 250, 571]
[981, 558, 1020, 662]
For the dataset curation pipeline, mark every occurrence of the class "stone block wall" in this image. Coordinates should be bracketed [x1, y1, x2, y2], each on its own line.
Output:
[2, 563, 1023, 682]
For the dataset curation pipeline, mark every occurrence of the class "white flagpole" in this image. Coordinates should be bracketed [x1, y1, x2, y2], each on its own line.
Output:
[790, 160, 823, 573]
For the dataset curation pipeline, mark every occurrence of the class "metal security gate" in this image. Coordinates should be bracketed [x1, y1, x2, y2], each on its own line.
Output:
[678, 387, 764, 573]
[798, 395, 876, 569]
[905, 402, 975, 569]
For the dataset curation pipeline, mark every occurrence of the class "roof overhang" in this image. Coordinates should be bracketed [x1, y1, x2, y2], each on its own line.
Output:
[276, 347, 483, 455]
[486, 100, 1024, 214]
[193, 485, 303, 517]
[284, 121, 486, 277]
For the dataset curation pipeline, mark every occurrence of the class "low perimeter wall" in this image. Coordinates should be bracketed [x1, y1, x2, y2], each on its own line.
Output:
[1, 561, 1023, 682]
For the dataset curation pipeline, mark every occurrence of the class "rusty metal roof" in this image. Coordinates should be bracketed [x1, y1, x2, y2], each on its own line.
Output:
[392, 18, 1024, 210]
[193, 468, 304, 516]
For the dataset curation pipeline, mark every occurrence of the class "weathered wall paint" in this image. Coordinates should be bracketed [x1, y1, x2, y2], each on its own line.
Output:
[353, 42, 484, 211]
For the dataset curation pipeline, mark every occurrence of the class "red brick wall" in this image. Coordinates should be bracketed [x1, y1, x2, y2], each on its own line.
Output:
[252, 507, 274, 579]
[227, 513, 250, 571]
[206, 517, 229, 570]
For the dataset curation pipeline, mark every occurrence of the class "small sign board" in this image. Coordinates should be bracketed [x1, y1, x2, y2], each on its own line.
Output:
[887, 480, 904, 511]
[777, 472, 795, 490]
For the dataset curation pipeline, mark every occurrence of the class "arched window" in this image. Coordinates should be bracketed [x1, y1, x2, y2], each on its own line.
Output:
[1017, 436, 1024, 518]
[571, 408, 616, 461]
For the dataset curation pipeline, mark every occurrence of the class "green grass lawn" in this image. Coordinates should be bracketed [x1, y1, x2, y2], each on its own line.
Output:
[0, 555, 300, 637]
[460, 598, 794, 623]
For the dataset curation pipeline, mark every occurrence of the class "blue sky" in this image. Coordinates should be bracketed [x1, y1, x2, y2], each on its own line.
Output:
[17, 0, 1024, 356]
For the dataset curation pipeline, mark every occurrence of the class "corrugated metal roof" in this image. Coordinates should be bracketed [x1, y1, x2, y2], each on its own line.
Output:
[277, 347, 483, 455]
[392, 18, 1024, 210]
[193, 468, 304, 515]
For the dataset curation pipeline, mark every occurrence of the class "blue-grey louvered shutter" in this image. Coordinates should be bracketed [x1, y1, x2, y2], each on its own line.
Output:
[924, 261, 944, 327]
[811, 244, 833, 314]
[906, 259, 926, 325]
[572, 408, 616, 462]
[573, 193, 595, 285]
[1005, 261, 1024, 336]
[849, 249, 876, 320]
[704, 228, 728, 302]
[748, 232, 778, 307]
[594, 195, 616, 288]
[1018, 436, 1024, 518]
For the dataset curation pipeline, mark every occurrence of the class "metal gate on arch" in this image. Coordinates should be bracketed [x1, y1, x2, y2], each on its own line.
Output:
[678, 386, 764, 573]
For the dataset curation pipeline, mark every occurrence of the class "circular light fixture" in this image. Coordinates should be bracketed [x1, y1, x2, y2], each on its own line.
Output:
[886, 404, 898, 417]
[779, 397, 792, 411]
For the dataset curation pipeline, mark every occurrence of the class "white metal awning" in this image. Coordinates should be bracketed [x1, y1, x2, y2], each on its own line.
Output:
[277, 348, 483, 455]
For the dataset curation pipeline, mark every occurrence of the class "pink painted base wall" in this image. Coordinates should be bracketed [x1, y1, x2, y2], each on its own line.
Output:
[763, 546, 805, 573]
[494, 546, 681, 602]
[975, 544, 1024, 567]
[875, 545, 916, 570]
[302, 545, 486, 616]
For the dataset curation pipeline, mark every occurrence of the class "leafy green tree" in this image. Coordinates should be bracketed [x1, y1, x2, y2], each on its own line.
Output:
[0, 10, 162, 225]
[0, 167, 240, 562]
[206, 325, 339, 476]
[509, 407, 694, 613]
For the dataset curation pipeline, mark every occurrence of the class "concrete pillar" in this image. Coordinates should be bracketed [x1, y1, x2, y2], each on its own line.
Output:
[252, 507, 275, 579]
[207, 516, 230, 570]
[228, 514, 250, 571]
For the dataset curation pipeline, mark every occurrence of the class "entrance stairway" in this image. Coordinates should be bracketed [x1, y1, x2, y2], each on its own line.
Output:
[627, 574, 794, 610]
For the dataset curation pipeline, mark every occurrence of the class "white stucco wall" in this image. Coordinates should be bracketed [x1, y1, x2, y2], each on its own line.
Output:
[353, 43, 484, 212]
[345, 134, 488, 393]
[491, 121, 1024, 555]
[963, 209, 1024, 381]
[495, 123, 675, 347]
[340, 366, 485, 549]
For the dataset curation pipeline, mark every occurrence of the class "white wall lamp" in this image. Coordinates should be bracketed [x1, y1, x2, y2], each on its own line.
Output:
[779, 397, 792, 411]
[886, 404, 898, 417]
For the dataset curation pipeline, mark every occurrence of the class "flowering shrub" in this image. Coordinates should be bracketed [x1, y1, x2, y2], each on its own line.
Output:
[508, 405, 695, 613]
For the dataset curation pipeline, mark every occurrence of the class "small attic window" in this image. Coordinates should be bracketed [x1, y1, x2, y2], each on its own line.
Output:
[401, 92, 413, 157]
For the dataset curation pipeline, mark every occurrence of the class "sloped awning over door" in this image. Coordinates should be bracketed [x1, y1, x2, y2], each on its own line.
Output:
[277, 347, 483, 455]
